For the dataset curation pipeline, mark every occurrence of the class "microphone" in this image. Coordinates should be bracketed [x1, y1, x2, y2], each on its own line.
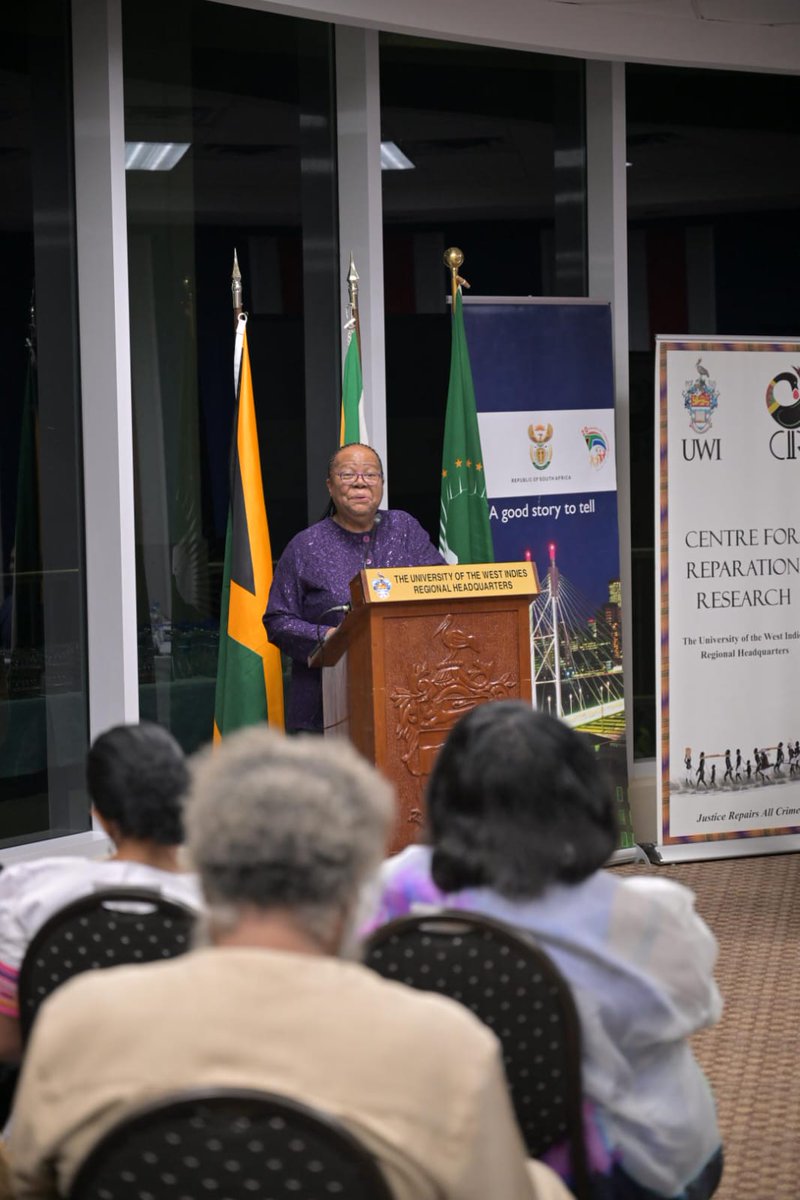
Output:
[320, 603, 351, 618]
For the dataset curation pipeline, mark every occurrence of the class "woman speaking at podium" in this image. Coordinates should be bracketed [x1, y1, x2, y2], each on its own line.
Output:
[264, 443, 443, 733]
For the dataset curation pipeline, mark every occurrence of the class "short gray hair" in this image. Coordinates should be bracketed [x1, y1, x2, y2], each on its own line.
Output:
[187, 727, 393, 941]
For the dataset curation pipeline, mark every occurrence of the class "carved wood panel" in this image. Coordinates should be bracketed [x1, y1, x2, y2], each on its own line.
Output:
[380, 608, 523, 852]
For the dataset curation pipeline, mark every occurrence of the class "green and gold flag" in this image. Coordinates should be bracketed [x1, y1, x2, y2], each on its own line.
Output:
[213, 315, 284, 739]
[439, 288, 494, 564]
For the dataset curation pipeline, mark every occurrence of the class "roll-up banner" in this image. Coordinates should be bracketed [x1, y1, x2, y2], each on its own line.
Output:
[463, 298, 632, 848]
[657, 336, 800, 860]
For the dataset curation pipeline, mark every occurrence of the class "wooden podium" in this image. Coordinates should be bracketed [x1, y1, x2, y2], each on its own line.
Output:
[309, 562, 539, 852]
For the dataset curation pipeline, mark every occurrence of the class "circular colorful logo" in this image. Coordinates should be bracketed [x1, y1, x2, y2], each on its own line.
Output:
[765, 370, 800, 429]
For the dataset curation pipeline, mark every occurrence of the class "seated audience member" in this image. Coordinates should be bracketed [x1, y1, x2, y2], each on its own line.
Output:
[370, 702, 724, 1200]
[0, 722, 201, 1062]
[9, 727, 571, 1200]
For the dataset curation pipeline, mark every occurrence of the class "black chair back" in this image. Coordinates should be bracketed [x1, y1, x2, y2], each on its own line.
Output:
[18, 886, 197, 1044]
[68, 1087, 394, 1200]
[365, 910, 590, 1200]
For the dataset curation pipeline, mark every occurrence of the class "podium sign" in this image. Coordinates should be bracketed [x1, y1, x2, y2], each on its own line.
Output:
[357, 561, 538, 604]
[314, 563, 539, 851]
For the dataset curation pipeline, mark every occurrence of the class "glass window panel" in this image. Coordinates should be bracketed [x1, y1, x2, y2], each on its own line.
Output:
[0, 2, 89, 844]
[122, 0, 339, 753]
[626, 64, 800, 759]
[379, 36, 586, 532]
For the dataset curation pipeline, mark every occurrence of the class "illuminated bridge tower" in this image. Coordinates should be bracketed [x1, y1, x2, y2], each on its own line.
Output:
[529, 543, 624, 730]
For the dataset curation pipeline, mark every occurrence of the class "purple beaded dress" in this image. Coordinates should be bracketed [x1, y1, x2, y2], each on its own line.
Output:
[264, 511, 443, 731]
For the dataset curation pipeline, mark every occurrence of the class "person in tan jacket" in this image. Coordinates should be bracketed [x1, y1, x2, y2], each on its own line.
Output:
[9, 726, 572, 1200]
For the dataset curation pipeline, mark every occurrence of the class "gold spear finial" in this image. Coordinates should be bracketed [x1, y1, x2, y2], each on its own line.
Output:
[443, 246, 469, 309]
[347, 254, 359, 313]
[231, 249, 242, 330]
[346, 254, 361, 352]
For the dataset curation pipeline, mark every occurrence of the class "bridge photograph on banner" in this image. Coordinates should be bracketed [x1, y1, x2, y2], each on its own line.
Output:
[463, 298, 629, 840]
[657, 336, 800, 860]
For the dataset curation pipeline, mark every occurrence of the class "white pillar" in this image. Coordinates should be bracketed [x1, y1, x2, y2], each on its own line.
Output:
[72, 0, 139, 736]
[335, 27, 388, 493]
[586, 62, 651, 825]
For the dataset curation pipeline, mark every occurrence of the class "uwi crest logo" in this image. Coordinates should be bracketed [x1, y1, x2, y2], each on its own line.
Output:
[528, 422, 553, 470]
[371, 573, 392, 599]
[683, 358, 719, 434]
[682, 358, 721, 461]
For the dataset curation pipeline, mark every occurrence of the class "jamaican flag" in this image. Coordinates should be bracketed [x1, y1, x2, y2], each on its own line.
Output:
[213, 315, 284, 738]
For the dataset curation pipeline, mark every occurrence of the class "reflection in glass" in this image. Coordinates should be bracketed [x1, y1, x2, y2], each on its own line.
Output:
[626, 64, 800, 758]
[122, 0, 339, 753]
[379, 36, 586, 533]
[0, 2, 89, 843]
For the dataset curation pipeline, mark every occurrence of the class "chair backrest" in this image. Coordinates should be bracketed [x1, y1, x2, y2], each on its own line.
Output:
[18, 886, 197, 1044]
[68, 1087, 395, 1200]
[364, 910, 590, 1200]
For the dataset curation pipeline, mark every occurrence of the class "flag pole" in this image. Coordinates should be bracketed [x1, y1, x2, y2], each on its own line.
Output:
[215, 251, 286, 738]
[443, 245, 469, 311]
[347, 254, 361, 356]
[231, 251, 245, 397]
[438, 244, 493, 566]
[25, 288, 36, 364]
[231, 248, 242, 331]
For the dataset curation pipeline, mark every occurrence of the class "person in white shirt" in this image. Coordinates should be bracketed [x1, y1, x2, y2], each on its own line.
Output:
[0, 722, 202, 1062]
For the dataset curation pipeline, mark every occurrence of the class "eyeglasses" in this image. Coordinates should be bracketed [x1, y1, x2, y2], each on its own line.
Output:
[334, 470, 383, 484]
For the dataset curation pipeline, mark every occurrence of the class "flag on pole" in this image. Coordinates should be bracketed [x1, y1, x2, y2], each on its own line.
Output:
[339, 327, 368, 446]
[11, 305, 43, 656]
[172, 282, 210, 619]
[339, 256, 368, 446]
[439, 287, 494, 564]
[213, 314, 284, 739]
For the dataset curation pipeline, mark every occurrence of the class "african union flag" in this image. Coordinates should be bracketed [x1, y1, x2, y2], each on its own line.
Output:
[439, 287, 494, 565]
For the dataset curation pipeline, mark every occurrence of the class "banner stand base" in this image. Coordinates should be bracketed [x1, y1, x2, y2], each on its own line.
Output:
[608, 844, 651, 867]
[643, 835, 800, 864]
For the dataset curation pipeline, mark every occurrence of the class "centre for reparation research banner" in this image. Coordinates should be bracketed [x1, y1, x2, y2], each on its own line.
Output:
[657, 336, 800, 858]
